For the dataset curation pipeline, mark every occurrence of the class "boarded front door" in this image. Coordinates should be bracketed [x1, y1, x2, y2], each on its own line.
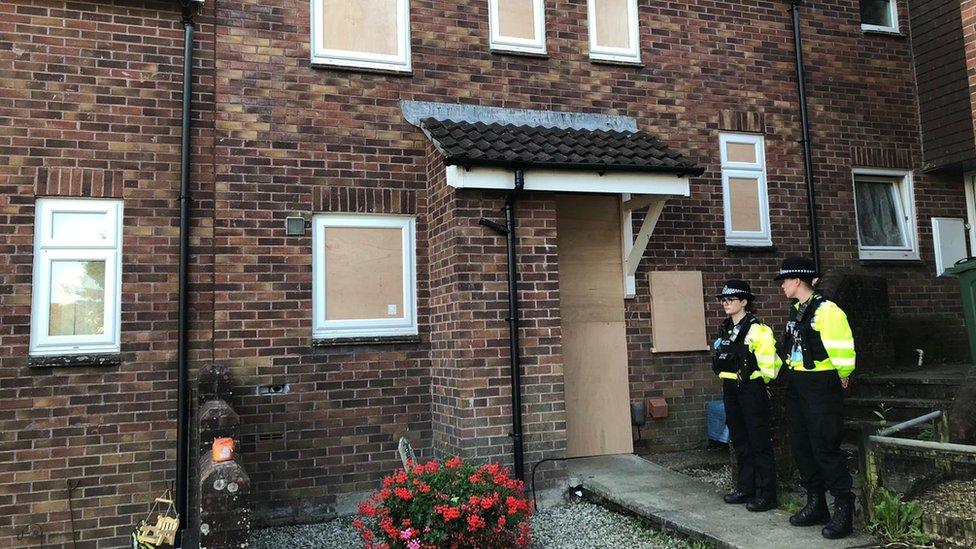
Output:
[556, 194, 633, 457]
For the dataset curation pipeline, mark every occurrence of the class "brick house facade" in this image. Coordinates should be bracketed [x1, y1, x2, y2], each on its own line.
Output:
[1, 0, 973, 547]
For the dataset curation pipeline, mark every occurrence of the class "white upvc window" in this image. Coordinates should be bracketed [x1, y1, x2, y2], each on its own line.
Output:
[489, 0, 546, 55]
[587, 0, 640, 64]
[860, 0, 898, 33]
[719, 133, 772, 247]
[310, 0, 412, 73]
[852, 168, 919, 261]
[30, 198, 123, 356]
[312, 214, 417, 339]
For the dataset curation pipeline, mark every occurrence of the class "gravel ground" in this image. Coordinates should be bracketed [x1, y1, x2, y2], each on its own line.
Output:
[919, 479, 976, 519]
[250, 501, 701, 549]
[676, 464, 733, 492]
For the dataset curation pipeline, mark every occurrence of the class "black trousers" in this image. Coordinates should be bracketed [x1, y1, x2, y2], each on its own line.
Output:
[786, 369, 853, 497]
[724, 378, 776, 499]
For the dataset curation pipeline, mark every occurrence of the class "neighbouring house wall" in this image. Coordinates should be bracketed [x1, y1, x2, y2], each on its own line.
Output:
[0, 0, 216, 547]
[909, 0, 975, 171]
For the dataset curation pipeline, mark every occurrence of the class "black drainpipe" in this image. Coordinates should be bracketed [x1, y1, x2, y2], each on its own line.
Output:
[789, 0, 821, 271]
[176, 1, 195, 544]
[479, 168, 526, 480]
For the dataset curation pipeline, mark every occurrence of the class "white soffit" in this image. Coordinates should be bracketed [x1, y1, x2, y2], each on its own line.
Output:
[445, 166, 691, 197]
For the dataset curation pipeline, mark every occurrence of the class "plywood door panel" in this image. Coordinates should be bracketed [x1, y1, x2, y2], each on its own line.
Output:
[557, 194, 633, 457]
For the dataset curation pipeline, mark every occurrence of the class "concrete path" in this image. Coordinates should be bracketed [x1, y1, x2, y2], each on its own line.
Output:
[566, 454, 876, 549]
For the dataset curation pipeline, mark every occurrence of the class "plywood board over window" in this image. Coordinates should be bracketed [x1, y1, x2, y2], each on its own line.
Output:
[312, 214, 417, 339]
[648, 271, 708, 353]
[311, 0, 411, 72]
[719, 133, 771, 247]
[587, 0, 640, 64]
[489, 0, 546, 54]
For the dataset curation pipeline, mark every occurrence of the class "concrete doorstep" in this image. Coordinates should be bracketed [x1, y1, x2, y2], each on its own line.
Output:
[566, 454, 876, 549]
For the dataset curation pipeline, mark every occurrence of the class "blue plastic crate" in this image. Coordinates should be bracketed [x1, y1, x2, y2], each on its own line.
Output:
[706, 399, 729, 444]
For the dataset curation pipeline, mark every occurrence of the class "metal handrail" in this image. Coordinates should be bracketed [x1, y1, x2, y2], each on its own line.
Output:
[875, 410, 942, 437]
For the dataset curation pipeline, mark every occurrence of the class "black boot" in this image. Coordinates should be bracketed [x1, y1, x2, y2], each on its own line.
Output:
[822, 494, 855, 539]
[746, 494, 778, 512]
[723, 490, 753, 504]
[789, 491, 829, 526]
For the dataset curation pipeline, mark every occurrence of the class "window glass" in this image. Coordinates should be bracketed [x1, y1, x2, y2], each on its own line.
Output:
[855, 178, 906, 247]
[49, 260, 106, 336]
[861, 0, 893, 28]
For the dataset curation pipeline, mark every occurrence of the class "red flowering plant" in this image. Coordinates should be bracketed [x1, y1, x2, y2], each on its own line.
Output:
[353, 456, 532, 549]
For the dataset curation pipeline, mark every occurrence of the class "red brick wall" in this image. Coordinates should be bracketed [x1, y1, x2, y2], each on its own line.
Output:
[3, 0, 972, 542]
[0, 0, 215, 547]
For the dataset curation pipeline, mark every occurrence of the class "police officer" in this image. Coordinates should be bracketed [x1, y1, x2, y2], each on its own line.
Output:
[712, 280, 781, 512]
[774, 257, 856, 539]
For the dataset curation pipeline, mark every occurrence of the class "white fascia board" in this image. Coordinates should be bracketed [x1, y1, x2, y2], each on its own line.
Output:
[446, 166, 690, 196]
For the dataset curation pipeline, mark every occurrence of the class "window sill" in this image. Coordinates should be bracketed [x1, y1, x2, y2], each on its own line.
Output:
[860, 26, 904, 38]
[490, 48, 548, 59]
[858, 258, 925, 267]
[309, 60, 414, 77]
[590, 56, 644, 68]
[312, 335, 422, 348]
[726, 245, 777, 253]
[29, 353, 122, 368]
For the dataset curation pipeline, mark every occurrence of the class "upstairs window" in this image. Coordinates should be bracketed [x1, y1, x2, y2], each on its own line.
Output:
[31, 198, 123, 356]
[489, 0, 546, 55]
[860, 0, 898, 33]
[852, 168, 918, 261]
[310, 0, 412, 73]
[312, 214, 418, 339]
[719, 133, 771, 247]
[587, 0, 640, 64]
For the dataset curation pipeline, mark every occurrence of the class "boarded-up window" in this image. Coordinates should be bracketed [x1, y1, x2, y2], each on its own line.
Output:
[489, 0, 546, 55]
[648, 271, 708, 353]
[311, 0, 411, 72]
[719, 133, 771, 247]
[31, 198, 122, 357]
[587, 0, 640, 64]
[312, 215, 417, 339]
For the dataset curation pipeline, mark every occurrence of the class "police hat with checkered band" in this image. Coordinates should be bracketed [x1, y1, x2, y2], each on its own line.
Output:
[715, 279, 755, 301]
[773, 256, 821, 281]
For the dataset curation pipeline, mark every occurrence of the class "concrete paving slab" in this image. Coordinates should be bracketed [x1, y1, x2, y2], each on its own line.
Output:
[567, 454, 875, 549]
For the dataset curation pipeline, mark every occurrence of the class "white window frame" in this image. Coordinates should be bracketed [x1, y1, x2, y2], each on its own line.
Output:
[861, 0, 899, 34]
[30, 198, 123, 356]
[852, 167, 919, 261]
[309, 0, 412, 73]
[489, 0, 546, 55]
[312, 214, 418, 339]
[719, 133, 772, 247]
[587, 0, 640, 64]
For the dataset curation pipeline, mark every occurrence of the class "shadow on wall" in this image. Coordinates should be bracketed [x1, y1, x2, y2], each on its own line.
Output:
[819, 272, 968, 372]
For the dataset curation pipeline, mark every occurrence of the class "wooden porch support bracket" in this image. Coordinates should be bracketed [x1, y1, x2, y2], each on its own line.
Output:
[621, 194, 667, 298]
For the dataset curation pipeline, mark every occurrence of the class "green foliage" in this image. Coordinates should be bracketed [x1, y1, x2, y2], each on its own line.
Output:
[868, 488, 929, 546]
[874, 402, 892, 426]
[780, 495, 804, 514]
[916, 426, 934, 441]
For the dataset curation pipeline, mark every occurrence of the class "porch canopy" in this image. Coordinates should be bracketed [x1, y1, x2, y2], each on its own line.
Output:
[404, 101, 704, 296]
[420, 117, 704, 194]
